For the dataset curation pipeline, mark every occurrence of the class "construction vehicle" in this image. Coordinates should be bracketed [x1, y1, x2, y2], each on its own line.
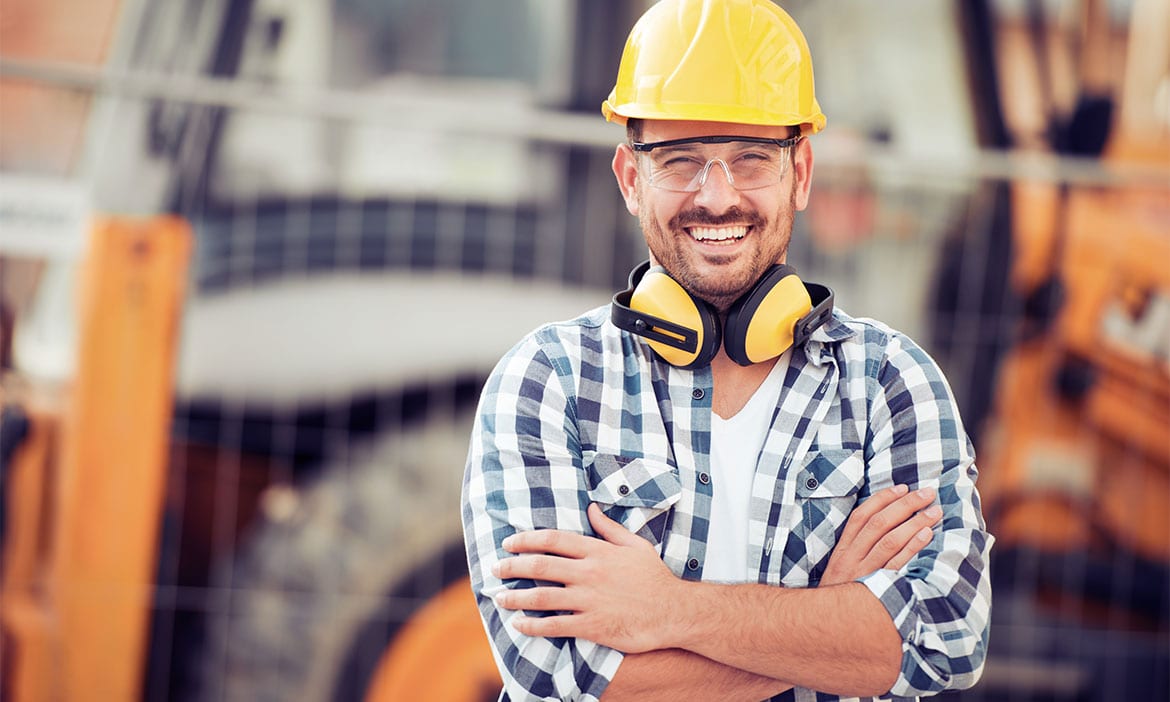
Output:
[986, 1, 1170, 562]
[929, 1, 1170, 697]
[1, 2, 636, 699]
[1, 217, 193, 701]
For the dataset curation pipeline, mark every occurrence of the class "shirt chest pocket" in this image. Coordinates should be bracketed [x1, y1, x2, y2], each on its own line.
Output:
[586, 454, 681, 546]
[793, 448, 865, 578]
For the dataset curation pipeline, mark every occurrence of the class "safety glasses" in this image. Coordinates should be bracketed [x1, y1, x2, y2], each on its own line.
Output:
[632, 135, 802, 192]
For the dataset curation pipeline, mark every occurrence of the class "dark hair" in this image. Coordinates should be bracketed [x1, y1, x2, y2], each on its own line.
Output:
[626, 118, 643, 144]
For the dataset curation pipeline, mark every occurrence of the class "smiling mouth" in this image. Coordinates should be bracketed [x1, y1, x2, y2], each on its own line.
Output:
[688, 225, 748, 243]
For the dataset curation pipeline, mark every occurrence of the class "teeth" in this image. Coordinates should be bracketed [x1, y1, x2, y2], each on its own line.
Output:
[690, 226, 747, 241]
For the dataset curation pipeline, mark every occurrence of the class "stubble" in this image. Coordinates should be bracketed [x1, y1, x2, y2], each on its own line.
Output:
[639, 188, 797, 314]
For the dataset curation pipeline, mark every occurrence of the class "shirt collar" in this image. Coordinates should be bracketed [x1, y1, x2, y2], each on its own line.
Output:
[802, 312, 855, 366]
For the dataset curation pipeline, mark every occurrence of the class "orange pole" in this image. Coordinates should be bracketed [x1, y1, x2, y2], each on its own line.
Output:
[48, 217, 191, 701]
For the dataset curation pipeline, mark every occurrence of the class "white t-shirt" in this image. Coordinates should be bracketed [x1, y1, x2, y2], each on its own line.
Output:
[704, 351, 790, 583]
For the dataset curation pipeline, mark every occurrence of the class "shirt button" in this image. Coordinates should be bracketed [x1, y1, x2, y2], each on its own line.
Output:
[805, 477, 819, 490]
[692, 388, 705, 400]
[698, 472, 710, 485]
[618, 484, 630, 496]
[687, 558, 700, 571]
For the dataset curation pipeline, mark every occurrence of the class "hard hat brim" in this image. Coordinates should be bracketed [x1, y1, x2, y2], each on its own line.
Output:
[602, 98, 826, 135]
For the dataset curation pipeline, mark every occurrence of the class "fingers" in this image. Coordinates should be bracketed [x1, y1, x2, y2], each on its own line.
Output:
[493, 552, 584, 583]
[872, 502, 942, 567]
[836, 483, 909, 546]
[510, 613, 580, 639]
[851, 486, 938, 558]
[503, 527, 595, 558]
[494, 505, 641, 591]
[500, 504, 638, 557]
[587, 503, 641, 547]
[821, 485, 943, 586]
[884, 524, 936, 572]
[495, 585, 577, 613]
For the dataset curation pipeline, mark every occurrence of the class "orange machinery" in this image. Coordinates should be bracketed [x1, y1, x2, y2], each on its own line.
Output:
[1, 217, 191, 701]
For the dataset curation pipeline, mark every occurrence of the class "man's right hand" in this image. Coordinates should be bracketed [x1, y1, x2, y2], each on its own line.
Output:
[820, 484, 941, 587]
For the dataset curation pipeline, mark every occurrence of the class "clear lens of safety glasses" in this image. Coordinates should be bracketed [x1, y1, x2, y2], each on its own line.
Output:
[632, 135, 802, 193]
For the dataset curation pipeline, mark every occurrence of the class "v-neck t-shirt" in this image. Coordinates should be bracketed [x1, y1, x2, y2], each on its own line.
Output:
[704, 351, 791, 582]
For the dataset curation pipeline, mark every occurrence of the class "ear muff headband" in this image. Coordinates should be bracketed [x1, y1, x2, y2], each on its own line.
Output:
[792, 281, 835, 345]
[611, 261, 721, 368]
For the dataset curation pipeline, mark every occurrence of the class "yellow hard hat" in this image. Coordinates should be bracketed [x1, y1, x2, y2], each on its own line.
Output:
[602, 0, 826, 134]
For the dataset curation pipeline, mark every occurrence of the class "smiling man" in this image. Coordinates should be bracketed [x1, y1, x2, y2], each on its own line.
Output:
[461, 1, 993, 700]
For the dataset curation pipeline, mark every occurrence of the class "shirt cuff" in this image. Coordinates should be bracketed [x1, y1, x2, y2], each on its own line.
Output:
[857, 568, 950, 695]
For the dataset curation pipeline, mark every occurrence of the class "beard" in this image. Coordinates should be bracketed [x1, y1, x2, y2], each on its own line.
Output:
[639, 190, 796, 313]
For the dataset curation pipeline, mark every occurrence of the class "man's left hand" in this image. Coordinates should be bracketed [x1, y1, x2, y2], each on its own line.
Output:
[492, 503, 684, 652]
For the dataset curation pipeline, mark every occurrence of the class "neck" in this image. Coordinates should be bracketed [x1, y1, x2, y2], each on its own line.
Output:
[709, 349, 779, 420]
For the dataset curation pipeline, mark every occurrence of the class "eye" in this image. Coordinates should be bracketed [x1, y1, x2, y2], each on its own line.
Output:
[659, 154, 703, 168]
[733, 150, 776, 164]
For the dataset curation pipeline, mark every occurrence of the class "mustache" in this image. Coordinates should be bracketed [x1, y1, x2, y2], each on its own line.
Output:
[670, 206, 765, 230]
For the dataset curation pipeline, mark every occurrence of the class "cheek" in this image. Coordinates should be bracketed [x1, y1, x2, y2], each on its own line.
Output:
[637, 207, 662, 242]
[764, 189, 796, 224]
[638, 194, 672, 232]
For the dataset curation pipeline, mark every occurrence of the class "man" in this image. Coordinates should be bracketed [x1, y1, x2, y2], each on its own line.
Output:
[462, 1, 992, 700]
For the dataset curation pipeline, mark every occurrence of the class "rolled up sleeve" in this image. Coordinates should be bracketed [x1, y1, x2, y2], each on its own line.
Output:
[462, 334, 624, 701]
[860, 333, 994, 697]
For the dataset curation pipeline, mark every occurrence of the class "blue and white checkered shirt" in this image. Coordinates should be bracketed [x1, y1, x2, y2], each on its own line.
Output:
[462, 305, 993, 701]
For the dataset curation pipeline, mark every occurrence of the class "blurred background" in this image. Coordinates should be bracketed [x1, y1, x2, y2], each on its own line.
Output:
[0, 0, 1167, 700]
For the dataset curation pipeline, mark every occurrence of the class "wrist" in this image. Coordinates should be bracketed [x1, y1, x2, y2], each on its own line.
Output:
[661, 579, 717, 651]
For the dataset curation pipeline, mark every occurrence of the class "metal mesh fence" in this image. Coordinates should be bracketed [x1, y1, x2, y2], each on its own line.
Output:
[154, 104, 1168, 702]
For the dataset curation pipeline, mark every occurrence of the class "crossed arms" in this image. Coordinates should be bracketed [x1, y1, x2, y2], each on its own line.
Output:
[493, 487, 942, 700]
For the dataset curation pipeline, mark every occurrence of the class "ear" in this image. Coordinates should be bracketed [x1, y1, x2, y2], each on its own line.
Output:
[612, 143, 641, 216]
[791, 138, 815, 211]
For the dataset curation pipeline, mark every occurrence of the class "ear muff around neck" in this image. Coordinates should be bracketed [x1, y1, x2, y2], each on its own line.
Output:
[724, 264, 836, 365]
[611, 260, 835, 368]
[724, 264, 808, 366]
[611, 261, 722, 369]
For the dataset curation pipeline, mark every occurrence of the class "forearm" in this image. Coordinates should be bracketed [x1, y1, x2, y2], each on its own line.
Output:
[671, 581, 902, 697]
[603, 649, 792, 702]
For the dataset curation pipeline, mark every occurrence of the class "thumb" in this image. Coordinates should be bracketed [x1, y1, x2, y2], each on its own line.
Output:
[587, 503, 641, 547]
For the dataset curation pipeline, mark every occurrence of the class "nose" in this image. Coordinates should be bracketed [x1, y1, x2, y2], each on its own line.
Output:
[692, 159, 742, 212]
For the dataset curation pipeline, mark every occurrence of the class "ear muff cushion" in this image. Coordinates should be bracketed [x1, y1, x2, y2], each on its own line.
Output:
[630, 266, 721, 368]
[724, 265, 812, 365]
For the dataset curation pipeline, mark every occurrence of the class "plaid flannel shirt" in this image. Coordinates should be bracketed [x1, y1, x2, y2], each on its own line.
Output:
[462, 305, 993, 702]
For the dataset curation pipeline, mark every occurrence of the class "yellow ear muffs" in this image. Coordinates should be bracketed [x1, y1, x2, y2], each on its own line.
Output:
[611, 261, 721, 369]
[612, 260, 834, 368]
[724, 265, 836, 366]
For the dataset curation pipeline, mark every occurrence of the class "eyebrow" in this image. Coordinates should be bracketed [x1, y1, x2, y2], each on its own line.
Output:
[648, 143, 705, 157]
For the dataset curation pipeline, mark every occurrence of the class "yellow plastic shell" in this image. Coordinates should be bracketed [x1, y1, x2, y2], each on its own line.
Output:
[743, 274, 811, 363]
[602, 0, 826, 134]
[630, 269, 707, 367]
